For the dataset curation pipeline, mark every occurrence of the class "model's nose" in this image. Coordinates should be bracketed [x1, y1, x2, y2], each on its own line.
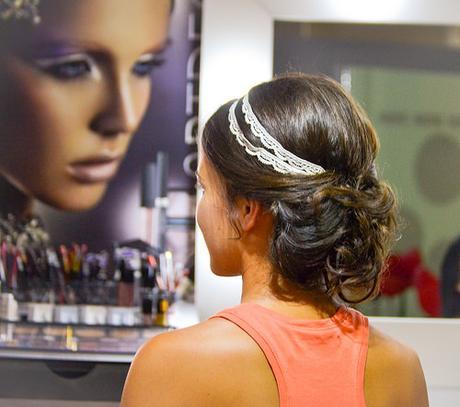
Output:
[90, 76, 139, 137]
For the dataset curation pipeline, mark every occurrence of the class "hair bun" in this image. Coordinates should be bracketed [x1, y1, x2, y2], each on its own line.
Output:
[271, 173, 397, 303]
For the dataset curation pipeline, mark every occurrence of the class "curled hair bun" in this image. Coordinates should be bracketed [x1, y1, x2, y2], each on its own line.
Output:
[272, 169, 397, 303]
[201, 73, 398, 304]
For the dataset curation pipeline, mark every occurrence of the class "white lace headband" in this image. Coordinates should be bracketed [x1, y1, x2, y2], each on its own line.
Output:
[228, 95, 326, 176]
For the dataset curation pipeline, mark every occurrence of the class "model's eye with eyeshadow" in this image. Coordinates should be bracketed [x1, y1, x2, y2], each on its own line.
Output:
[132, 54, 164, 77]
[35, 54, 95, 80]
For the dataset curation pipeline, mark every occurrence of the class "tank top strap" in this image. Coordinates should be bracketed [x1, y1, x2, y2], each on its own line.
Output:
[211, 303, 291, 406]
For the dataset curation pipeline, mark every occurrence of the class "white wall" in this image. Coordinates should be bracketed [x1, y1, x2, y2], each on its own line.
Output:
[371, 317, 460, 405]
[196, 0, 273, 319]
[260, 0, 460, 24]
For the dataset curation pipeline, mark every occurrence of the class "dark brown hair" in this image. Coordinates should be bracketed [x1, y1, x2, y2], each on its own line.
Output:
[201, 73, 397, 303]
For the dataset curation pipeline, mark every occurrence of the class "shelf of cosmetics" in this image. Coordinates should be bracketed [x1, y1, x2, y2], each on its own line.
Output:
[0, 242, 192, 327]
[0, 316, 171, 356]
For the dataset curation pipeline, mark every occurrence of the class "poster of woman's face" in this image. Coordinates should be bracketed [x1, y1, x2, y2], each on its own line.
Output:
[0, 0, 170, 211]
[0, 0, 199, 257]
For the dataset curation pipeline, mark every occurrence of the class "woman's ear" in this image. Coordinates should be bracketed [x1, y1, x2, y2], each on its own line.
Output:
[234, 197, 264, 232]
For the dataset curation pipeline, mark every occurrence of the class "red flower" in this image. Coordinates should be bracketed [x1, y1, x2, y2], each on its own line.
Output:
[380, 249, 440, 317]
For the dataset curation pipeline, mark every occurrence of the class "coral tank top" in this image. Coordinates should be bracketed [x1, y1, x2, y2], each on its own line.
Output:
[211, 303, 369, 407]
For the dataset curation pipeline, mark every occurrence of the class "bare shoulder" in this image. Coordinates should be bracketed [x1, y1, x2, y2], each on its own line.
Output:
[121, 318, 277, 407]
[365, 325, 429, 407]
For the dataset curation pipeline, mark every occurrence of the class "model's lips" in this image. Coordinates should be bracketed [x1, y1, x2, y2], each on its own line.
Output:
[66, 156, 123, 183]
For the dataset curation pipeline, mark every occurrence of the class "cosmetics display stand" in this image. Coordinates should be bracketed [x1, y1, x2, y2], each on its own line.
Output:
[0, 301, 198, 405]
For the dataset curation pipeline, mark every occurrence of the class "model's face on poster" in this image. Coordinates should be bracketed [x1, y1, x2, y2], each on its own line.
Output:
[0, 0, 170, 211]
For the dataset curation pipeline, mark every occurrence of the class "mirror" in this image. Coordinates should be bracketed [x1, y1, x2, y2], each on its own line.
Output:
[274, 22, 460, 317]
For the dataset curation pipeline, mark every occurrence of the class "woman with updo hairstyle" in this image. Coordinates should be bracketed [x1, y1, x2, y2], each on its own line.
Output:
[122, 74, 428, 407]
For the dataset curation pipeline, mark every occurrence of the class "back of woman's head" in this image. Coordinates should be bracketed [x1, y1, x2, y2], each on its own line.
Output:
[201, 73, 397, 303]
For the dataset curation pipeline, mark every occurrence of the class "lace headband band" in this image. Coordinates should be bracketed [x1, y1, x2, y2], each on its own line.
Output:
[228, 95, 326, 176]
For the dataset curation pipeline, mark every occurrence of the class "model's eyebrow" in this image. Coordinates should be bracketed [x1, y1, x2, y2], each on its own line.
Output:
[22, 36, 172, 59]
[142, 37, 172, 55]
[21, 41, 86, 58]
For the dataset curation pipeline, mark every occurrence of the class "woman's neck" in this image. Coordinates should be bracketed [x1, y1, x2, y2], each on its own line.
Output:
[240, 258, 339, 320]
[0, 176, 33, 219]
